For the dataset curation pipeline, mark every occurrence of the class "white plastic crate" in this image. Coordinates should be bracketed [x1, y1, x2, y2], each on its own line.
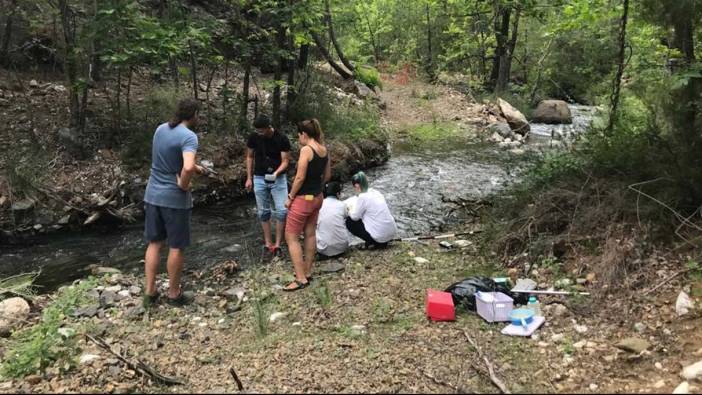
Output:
[475, 291, 514, 322]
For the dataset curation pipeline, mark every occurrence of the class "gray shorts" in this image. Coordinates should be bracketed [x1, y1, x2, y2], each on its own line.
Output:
[144, 203, 192, 249]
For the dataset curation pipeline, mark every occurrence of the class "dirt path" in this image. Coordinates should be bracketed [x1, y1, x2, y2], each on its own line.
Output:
[377, 73, 496, 138]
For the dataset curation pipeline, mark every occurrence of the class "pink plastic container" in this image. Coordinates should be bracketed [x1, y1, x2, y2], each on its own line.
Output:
[426, 289, 456, 321]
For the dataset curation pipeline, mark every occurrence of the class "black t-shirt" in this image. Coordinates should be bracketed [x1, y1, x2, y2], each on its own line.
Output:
[246, 131, 291, 176]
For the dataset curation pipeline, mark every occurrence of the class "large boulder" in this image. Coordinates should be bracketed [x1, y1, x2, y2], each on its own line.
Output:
[532, 100, 572, 124]
[0, 297, 31, 337]
[497, 98, 530, 135]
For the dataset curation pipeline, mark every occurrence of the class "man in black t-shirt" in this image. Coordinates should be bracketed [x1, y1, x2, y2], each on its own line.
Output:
[245, 114, 291, 256]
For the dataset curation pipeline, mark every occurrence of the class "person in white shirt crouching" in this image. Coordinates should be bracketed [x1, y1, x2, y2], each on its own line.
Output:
[345, 172, 398, 249]
[316, 182, 351, 259]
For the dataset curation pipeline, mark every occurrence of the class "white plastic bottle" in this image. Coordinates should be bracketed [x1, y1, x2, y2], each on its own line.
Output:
[527, 296, 542, 317]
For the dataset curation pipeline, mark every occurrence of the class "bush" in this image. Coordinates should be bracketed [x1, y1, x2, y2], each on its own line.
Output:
[355, 66, 383, 90]
[1, 279, 96, 379]
[290, 72, 385, 143]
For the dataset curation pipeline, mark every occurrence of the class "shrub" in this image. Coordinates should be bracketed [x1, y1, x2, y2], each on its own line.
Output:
[355, 66, 383, 90]
[1, 279, 96, 379]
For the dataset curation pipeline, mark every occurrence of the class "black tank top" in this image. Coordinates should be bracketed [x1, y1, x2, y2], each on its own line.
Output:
[297, 146, 328, 196]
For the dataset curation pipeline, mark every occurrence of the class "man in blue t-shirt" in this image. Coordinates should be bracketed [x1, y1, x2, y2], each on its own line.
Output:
[245, 114, 291, 256]
[143, 98, 205, 308]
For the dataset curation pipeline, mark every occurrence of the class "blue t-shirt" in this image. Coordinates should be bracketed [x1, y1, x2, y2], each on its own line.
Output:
[144, 123, 198, 209]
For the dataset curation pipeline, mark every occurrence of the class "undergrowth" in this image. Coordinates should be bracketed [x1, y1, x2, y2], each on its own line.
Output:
[0, 278, 97, 379]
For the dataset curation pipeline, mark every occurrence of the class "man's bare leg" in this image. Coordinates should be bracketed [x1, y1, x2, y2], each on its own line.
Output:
[166, 248, 185, 299]
[261, 220, 273, 248]
[144, 241, 163, 296]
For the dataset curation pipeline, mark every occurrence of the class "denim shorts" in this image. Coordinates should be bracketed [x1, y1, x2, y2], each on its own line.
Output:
[144, 203, 192, 249]
[253, 175, 288, 222]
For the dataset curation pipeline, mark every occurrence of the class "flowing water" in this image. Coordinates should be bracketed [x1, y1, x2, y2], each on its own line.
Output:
[0, 105, 596, 292]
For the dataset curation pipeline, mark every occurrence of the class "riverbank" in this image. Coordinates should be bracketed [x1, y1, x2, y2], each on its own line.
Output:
[0, 68, 390, 242]
[2, 226, 700, 394]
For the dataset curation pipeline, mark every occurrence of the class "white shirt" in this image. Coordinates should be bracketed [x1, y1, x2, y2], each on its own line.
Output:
[316, 197, 350, 256]
[348, 188, 398, 243]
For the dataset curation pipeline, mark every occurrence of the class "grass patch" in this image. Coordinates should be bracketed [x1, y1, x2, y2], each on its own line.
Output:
[313, 280, 333, 309]
[0, 278, 97, 379]
[396, 121, 469, 150]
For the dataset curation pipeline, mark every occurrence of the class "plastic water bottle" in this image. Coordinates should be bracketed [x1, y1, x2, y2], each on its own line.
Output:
[527, 296, 542, 317]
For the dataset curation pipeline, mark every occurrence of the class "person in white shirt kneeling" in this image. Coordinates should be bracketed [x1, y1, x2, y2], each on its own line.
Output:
[346, 172, 398, 249]
[316, 182, 351, 259]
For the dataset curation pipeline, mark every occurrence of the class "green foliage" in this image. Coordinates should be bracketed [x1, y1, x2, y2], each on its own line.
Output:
[290, 72, 384, 142]
[1, 279, 97, 379]
[251, 296, 271, 338]
[313, 280, 333, 309]
[355, 66, 383, 90]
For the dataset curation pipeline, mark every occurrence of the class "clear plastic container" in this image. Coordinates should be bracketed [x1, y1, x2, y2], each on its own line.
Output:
[527, 295, 542, 317]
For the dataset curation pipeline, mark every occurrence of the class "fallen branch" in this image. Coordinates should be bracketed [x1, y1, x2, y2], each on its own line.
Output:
[422, 370, 459, 392]
[462, 330, 510, 394]
[86, 334, 185, 386]
[641, 268, 691, 296]
[229, 366, 244, 391]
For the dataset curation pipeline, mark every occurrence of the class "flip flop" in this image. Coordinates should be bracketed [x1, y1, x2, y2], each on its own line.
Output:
[283, 280, 309, 292]
[165, 289, 194, 307]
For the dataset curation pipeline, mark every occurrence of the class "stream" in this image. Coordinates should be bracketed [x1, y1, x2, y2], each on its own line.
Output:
[0, 104, 597, 292]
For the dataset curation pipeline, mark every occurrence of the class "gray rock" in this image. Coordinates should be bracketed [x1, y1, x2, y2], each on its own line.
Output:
[58, 215, 71, 225]
[533, 100, 573, 124]
[487, 122, 513, 138]
[320, 261, 345, 273]
[615, 337, 650, 353]
[498, 98, 530, 134]
[125, 306, 145, 319]
[108, 365, 121, 377]
[555, 278, 573, 289]
[634, 322, 646, 333]
[681, 360, 702, 381]
[79, 354, 100, 365]
[350, 325, 367, 336]
[100, 291, 117, 307]
[92, 267, 121, 276]
[57, 327, 76, 338]
[10, 199, 34, 212]
[128, 286, 141, 296]
[221, 244, 242, 253]
[223, 287, 246, 302]
[0, 297, 31, 337]
[354, 81, 374, 98]
[73, 305, 99, 318]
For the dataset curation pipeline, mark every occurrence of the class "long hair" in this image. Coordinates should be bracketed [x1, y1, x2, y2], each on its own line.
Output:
[297, 118, 325, 143]
[168, 98, 200, 129]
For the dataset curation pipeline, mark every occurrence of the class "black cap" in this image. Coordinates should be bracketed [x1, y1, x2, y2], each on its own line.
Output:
[324, 182, 342, 198]
[253, 114, 272, 129]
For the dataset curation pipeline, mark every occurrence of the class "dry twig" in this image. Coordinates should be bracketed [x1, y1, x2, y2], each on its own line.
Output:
[462, 330, 510, 394]
[86, 334, 185, 386]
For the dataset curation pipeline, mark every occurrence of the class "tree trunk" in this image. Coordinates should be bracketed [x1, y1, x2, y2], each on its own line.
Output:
[425, 2, 435, 80]
[189, 41, 198, 99]
[310, 30, 353, 79]
[240, 61, 251, 127]
[673, 16, 695, 63]
[126, 67, 132, 119]
[286, 32, 296, 118]
[325, 0, 355, 72]
[498, 6, 520, 92]
[492, 1, 511, 94]
[607, 0, 629, 132]
[1, 0, 17, 66]
[58, 0, 82, 129]
[298, 44, 309, 69]
[272, 23, 286, 129]
[363, 13, 380, 63]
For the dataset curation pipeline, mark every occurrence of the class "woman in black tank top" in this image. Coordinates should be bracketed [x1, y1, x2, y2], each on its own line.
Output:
[283, 119, 332, 292]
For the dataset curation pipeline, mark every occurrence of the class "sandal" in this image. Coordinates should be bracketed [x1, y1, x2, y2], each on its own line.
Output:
[306, 275, 314, 283]
[142, 291, 160, 308]
[165, 289, 194, 307]
[283, 280, 309, 292]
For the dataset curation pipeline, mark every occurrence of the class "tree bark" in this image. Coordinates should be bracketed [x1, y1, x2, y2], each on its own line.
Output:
[1, 0, 18, 66]
[310, 30, 353, 79]
[286, 31, 296, 118]
[607, 0, 629, 132]
[188, 41, 198, 99]
[498, 6, 520, 92]
[492, 1, 511, 94]
[325, 0, 355, 72]
[425, 2, 435, 80]
[241, 61, 251, 126]
[272, 22, 286, 129]
[673, 16, 695, 63]
[58, 0, 82, 129]
[298, 44, 309, 69]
